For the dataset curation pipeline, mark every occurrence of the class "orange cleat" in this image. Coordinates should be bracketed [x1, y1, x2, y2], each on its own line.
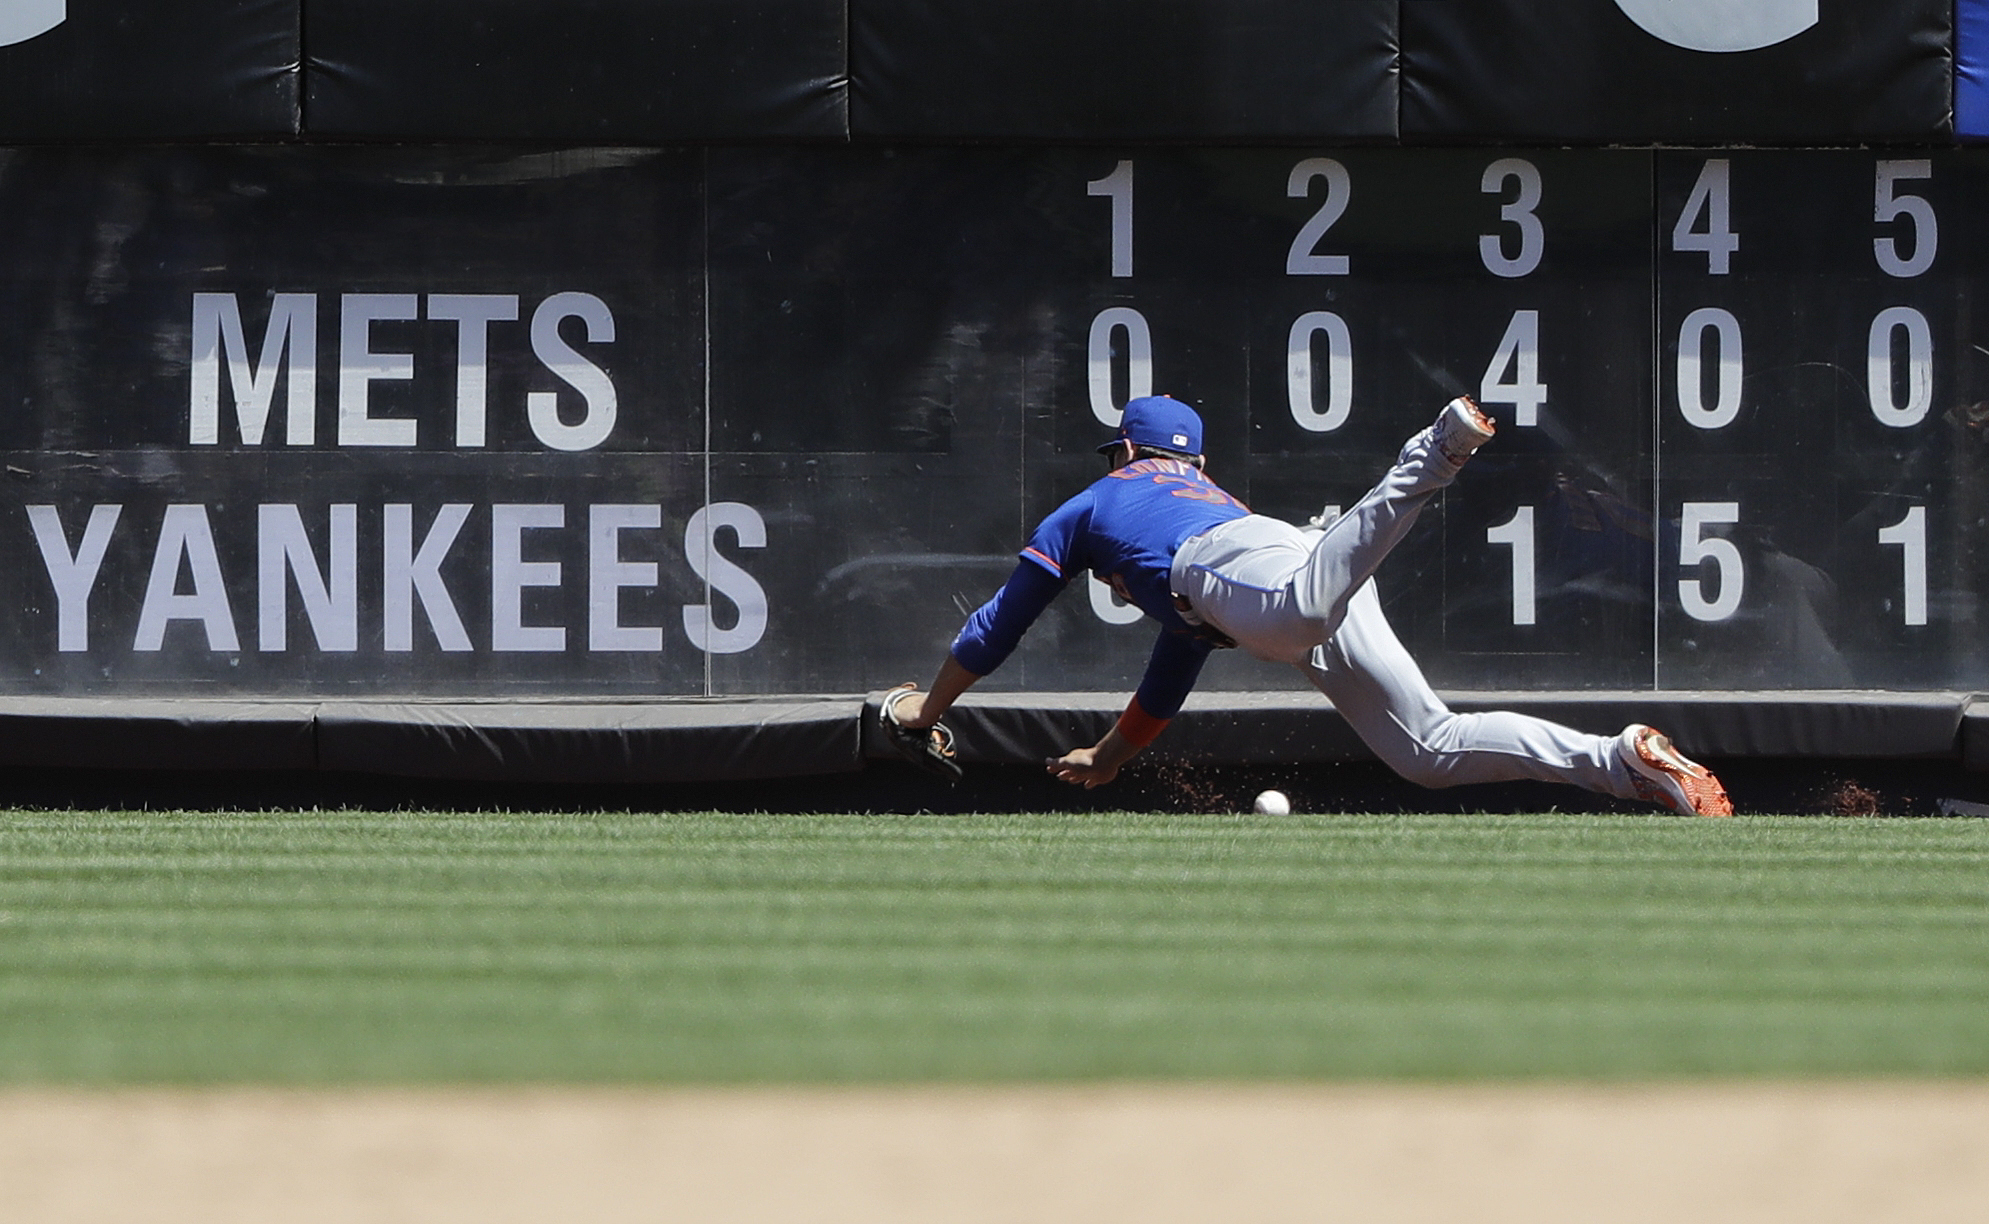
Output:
[1432, 396, 1496, 464]
[1620, 724, 1733, 817]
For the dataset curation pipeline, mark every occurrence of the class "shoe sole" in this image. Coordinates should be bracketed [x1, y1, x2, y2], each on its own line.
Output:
[1436, 396, 1496, 463]
[1452, 396, 1496, 439]
[1628, 727, 1733, 818]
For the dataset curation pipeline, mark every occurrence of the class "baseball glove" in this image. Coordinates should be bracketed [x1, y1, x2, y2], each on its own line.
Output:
[879, 683, 963, 784]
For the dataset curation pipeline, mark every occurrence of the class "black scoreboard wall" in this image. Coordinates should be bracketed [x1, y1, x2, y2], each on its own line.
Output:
[0, 3, 1973, 700]
[0, 2, 1956, 145]
[0, 147, 1980, 699]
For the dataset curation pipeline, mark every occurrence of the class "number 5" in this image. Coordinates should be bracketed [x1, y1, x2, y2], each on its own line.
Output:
[1875, 160, 1937, 279]
[1678, 502, 1744, 623]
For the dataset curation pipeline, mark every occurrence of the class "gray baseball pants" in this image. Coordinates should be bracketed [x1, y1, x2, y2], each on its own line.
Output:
[1170, 423, 1641, 797]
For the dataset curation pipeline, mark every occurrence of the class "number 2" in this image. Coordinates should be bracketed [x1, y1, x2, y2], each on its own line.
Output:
[1286, 158, 1351, 276]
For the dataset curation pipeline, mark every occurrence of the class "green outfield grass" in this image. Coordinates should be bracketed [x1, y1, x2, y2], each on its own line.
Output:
[1, 809, 1986, 1083]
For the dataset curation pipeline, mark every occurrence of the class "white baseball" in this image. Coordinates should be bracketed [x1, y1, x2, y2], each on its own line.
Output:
[1252, 789, 1291, 816]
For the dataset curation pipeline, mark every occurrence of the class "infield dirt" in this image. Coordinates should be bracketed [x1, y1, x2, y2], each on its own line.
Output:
[5, 1082, 1987, 1223]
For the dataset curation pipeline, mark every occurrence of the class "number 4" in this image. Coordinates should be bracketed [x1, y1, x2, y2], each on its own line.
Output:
[1480, 310, 1547, 427]
[1673, 159, 1739, 276]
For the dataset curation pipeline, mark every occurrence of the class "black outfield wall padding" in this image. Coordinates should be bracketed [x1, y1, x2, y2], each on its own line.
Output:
[863, 691, 1975, 768]
[0, 698, 318, 771]
[0, 0, 296, 140]
[316, 699, 866, 782]
[1402, 0, 1952, 144]
[305, 0, 847, 141]
[850, 0, 1398, 141]
[0, 692, 1967, 782]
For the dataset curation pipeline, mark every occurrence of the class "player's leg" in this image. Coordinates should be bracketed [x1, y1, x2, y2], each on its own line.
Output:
[1290, 397, 1494, 637]
[1169, 398, 1494, 667]
[1297, 579, 1642, 797]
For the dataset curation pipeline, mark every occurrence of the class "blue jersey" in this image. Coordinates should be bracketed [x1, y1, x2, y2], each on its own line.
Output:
[951, 458, 1249, 719]
[1020, 458, 1248, 620]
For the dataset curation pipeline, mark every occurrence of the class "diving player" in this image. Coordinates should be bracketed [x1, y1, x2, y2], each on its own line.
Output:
[887, 394, 1732, 817]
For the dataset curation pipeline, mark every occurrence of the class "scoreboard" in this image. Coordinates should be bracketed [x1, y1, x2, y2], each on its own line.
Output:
[713, 148, 1979, 699]
[0, 146, 1978, 698]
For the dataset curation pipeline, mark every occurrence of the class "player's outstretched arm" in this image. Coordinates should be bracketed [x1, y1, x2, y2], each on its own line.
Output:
[1046, 630, 1212, 789]
[890, 655, 980, 730]
[1047, 726, 1142, 790]
[894, 560, 1065, 730]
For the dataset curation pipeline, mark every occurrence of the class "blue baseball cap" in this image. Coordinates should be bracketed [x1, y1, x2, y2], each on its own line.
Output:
[1097, 395, 1204, 456]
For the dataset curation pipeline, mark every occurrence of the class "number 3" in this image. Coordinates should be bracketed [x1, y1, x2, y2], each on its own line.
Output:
[1480, 158, 1544, 279]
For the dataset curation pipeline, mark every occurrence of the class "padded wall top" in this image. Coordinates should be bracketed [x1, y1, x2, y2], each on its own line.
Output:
[850, 0, 1400, 141]
[1403, 0, 1951, 144]
[0, 0, 296, 140]
[305, 0, 847, 141]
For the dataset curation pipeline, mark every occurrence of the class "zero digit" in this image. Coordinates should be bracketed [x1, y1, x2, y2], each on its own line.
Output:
[1676, 307, 1744, 430]
[1286, 311, 1353, 432]
[1087, 307, 1153, 427]
[1867, 306, 1933, 428]
[1088, 576, 1145, 625]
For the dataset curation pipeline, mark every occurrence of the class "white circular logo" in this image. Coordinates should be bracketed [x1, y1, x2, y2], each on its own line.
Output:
[0, 0, 65, 49]
[1613, 0, 1818, 53]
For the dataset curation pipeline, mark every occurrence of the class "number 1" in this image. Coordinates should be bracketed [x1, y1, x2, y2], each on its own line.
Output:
[1877, 506, 1928, 626]
[1087, 161, 1134, 279]
[1486, 506, 1537, 626]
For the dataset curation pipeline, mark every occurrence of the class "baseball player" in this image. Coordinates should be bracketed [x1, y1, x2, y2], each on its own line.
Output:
[885, 394, 1732, 817]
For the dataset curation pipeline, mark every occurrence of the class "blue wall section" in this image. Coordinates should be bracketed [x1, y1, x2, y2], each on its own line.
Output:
[1960, 0, 1989, 139]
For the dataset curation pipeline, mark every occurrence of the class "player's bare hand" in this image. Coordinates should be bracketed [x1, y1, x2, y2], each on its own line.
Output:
[1046, 747, 1119, 789]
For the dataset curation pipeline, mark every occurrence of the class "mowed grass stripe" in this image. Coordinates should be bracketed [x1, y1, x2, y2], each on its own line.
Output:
[1, 811, 1986, 1082]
